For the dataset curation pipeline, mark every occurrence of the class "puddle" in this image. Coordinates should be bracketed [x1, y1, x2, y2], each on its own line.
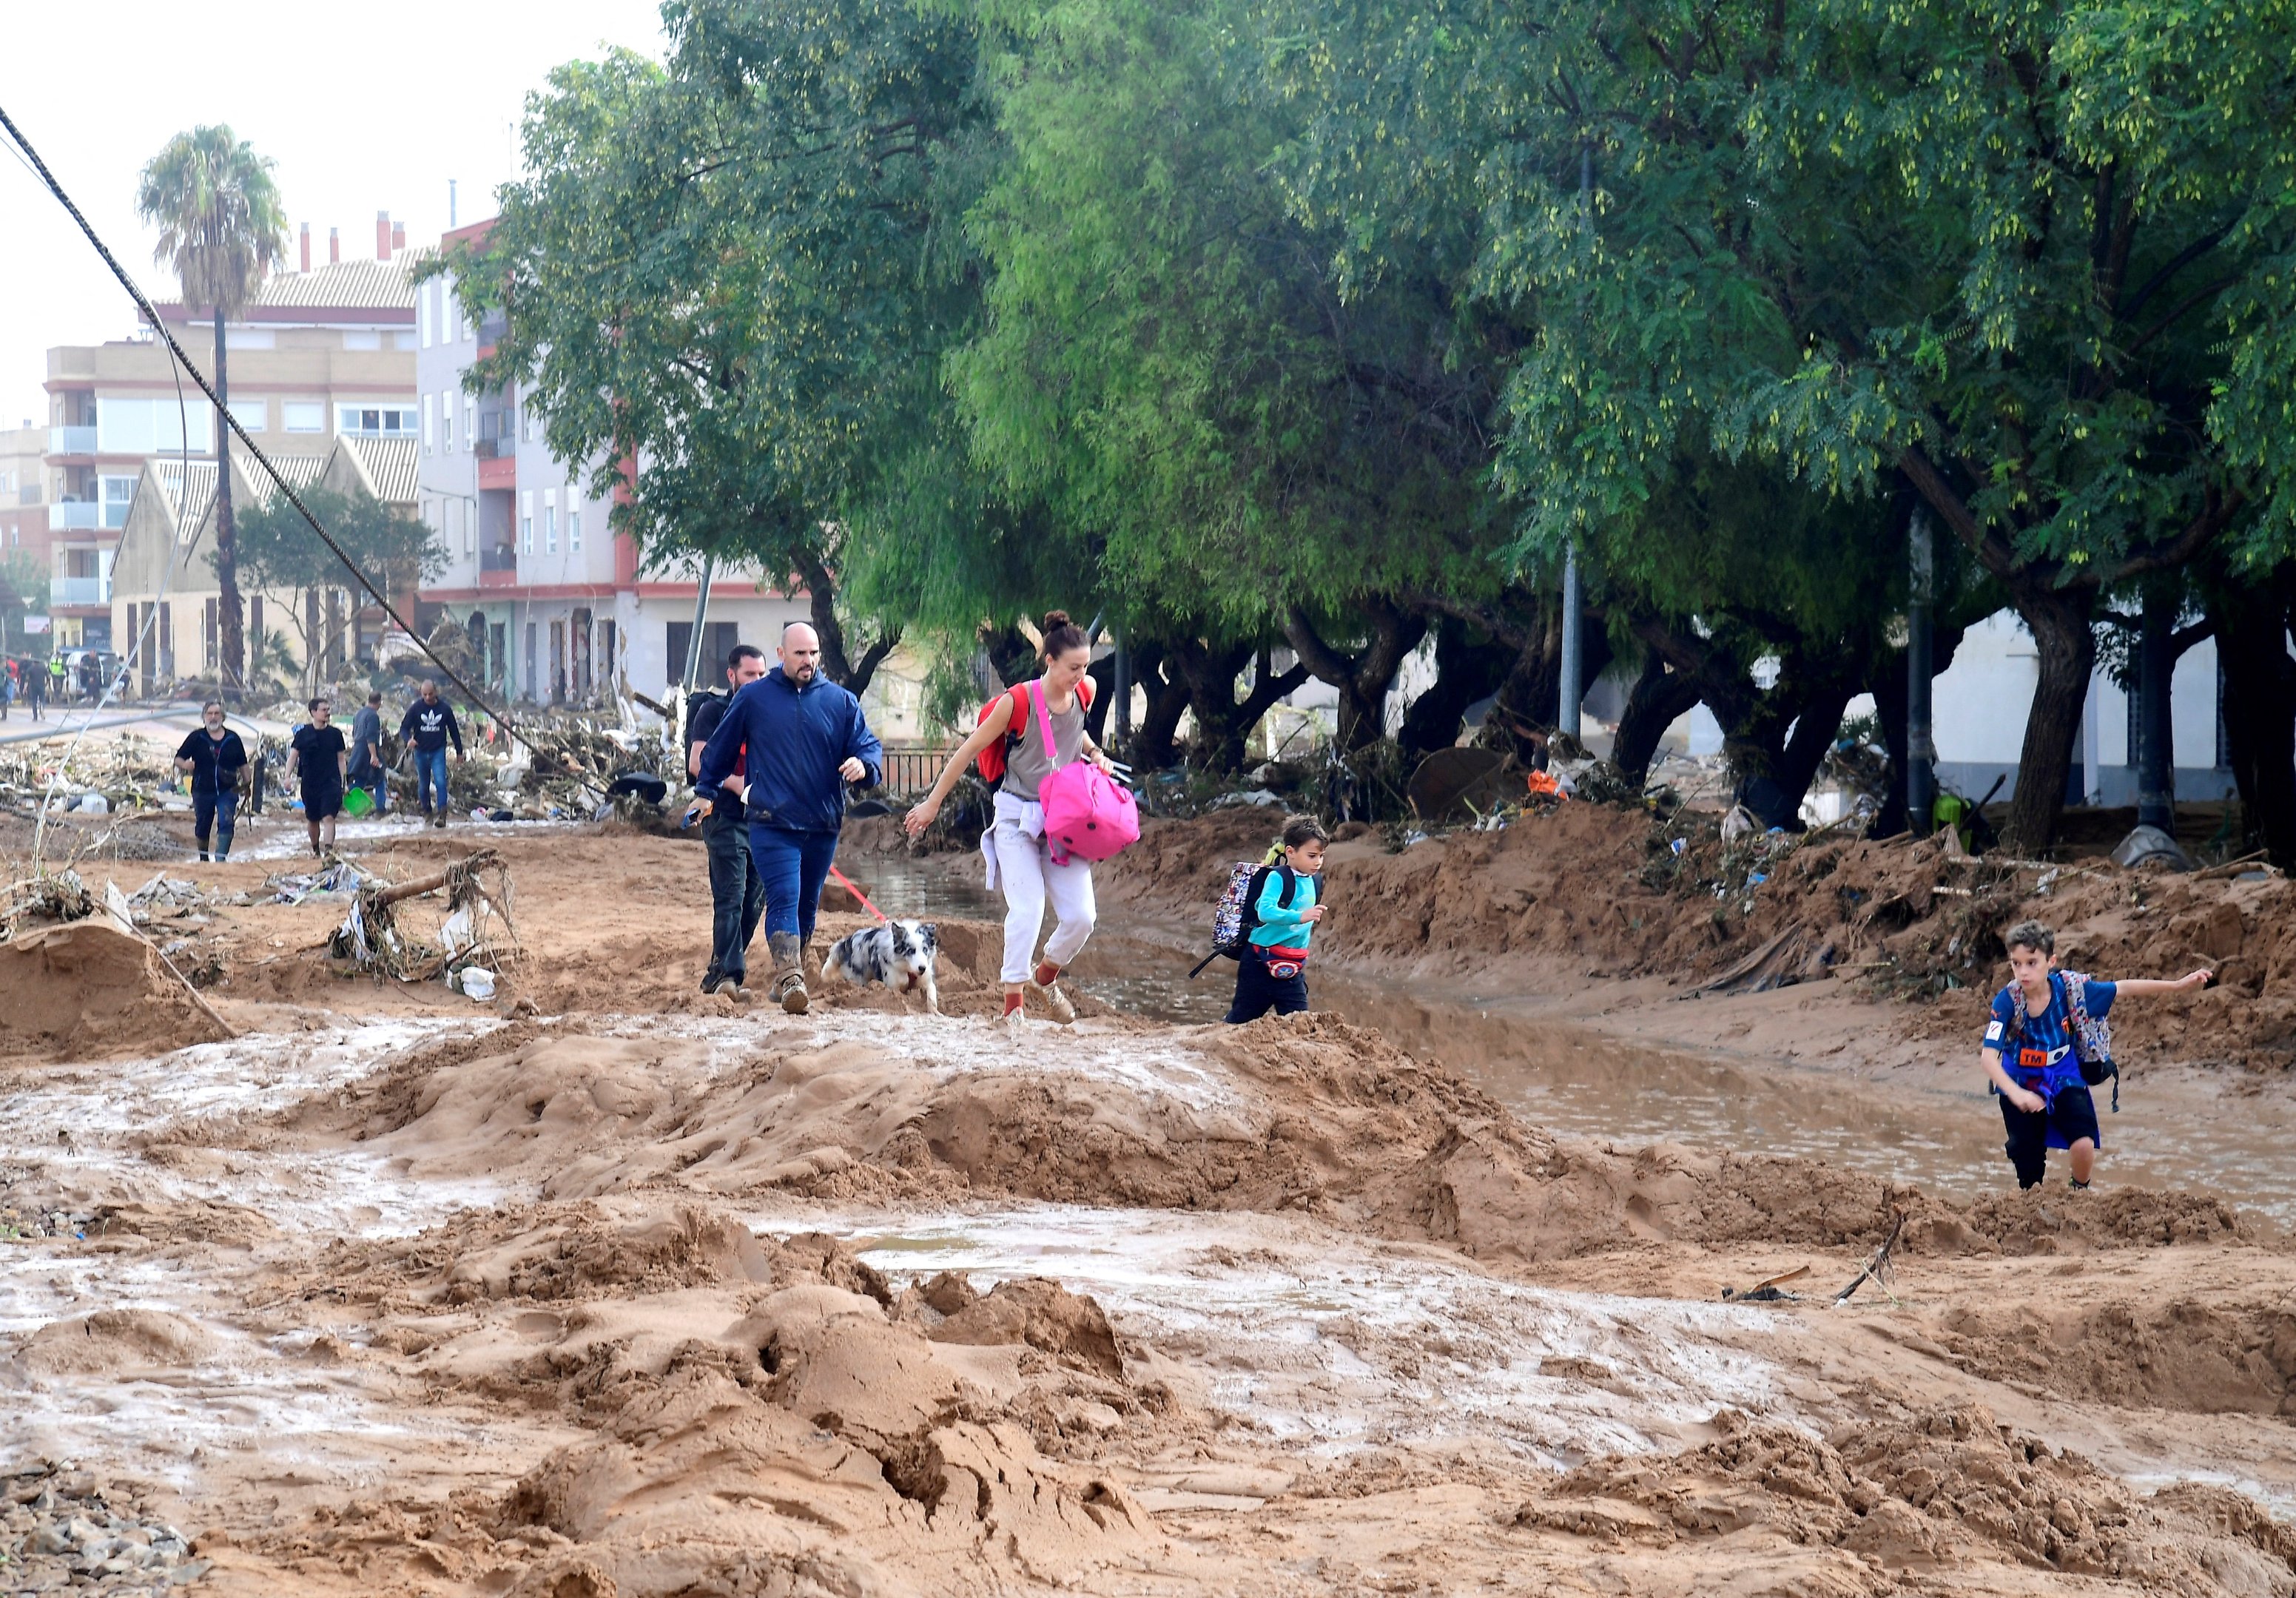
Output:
[229, 812, 585, 860]
[804, 1201, 1801, 1466]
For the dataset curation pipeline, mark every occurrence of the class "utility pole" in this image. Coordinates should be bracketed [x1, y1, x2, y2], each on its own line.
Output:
[1559, 141, 1593, 743]
[1907, 508, 1936, 835]
[2136, 588, 2175, 832]
[1111, 628, 1131, 752]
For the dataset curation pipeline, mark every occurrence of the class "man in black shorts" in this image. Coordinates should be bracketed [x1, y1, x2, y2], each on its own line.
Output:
[283, 696, 349, 858]
[173, 700, 249, 862]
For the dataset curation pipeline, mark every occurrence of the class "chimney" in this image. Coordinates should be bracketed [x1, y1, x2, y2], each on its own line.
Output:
[300, 223, 311, 273]
[391, 220, 406, 254]
[329, 226, 340, 264]
[376, 210, 392, 261]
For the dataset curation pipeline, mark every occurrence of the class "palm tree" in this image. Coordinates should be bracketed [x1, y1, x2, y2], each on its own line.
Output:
[137, 126, 287, 695]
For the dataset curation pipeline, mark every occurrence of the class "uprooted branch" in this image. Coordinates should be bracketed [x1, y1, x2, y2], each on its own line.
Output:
[330, 849, 519, 981]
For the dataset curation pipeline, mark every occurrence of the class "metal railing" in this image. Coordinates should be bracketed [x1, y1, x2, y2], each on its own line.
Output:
[877, 744, 957, 795]
[50, 575, 107, 606]
[479, 544, 517, 573]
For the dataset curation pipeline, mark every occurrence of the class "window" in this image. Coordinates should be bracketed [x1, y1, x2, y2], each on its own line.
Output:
[228, 397, 267, 433]
[343, 330, 381, 351]
[394, 331, 417, 351]
[101, 474, 137, 529]
[442, 393, 455, 454]
[545, 489, 557, 554]
[418, 291, 430, 348]
[522, 406, 539, 443]
[422, 394, 434, 454]
[283, 400, 325, 434]
[568, 502, 582, 553]
[520, 490, 533, 553]
[94, 397, 210, 454]
[337, 405, 417, 438]
[460, 498, 475, 555]
[462, 396, 474, 447]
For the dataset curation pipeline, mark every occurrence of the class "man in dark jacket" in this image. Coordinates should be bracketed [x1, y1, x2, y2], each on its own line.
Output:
[399, 681, 465, 829]
[696, 622, 883, 1013]
[688, 642, 769, 999]
[349, 691, 387, 816]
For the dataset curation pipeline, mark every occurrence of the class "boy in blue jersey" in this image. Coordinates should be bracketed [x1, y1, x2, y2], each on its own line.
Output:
[1981, 920, 2211, 1191]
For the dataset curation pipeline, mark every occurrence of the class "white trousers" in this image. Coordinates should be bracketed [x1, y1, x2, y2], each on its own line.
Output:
[986, 790, 1097, 983]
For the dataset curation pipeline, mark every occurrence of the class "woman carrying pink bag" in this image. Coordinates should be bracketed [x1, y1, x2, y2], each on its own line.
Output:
[906, 611, 1133, 1027]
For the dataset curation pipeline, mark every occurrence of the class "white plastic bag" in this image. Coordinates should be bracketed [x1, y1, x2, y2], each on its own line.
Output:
[457, 966, 496, 1002]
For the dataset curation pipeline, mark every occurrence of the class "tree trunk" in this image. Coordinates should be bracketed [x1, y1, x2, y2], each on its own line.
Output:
[1129, 645, 1189, 769]
[1284, 599, 1428, 751]
[1771, 680, 1857, 815]
[1398, 614, 1515, 762]
[1168, 637, 1309, 770]
[2215, 565, 2296, 866]
[1610, 649, 1703, 785]
[212, 308, 245, 695]
[798, 555, 898, 695]
[2002, 583, 2098, 855]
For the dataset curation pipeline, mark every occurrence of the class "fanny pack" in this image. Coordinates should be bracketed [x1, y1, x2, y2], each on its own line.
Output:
[1260, 945, 1309, 980]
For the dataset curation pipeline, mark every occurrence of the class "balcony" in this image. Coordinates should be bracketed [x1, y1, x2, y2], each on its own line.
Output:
[479, 545, 517, 587]
[49, 501, 101, 532]
[50, 575, 110, 607]
[48, 425, 96, 455]
[477, 454, 516, 491]
[473, 436, 505, 459]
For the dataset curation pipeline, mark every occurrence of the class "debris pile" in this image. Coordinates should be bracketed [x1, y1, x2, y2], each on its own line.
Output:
[329, 848, 519, 987]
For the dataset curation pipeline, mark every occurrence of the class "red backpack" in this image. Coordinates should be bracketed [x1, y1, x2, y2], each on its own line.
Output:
[974, 678, 1094, 786]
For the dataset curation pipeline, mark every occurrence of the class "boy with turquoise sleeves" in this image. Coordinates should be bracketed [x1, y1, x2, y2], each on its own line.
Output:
[1225, 815, 1329, 1024]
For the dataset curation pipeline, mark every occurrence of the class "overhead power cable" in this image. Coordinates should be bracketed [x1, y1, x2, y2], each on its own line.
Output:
[0, 100, 605, 798]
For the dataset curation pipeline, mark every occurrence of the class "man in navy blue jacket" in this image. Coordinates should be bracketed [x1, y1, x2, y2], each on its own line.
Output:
[696, 621, 883, 1012]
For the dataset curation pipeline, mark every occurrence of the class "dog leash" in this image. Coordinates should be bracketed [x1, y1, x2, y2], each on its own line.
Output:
[829, 865, 890, 926]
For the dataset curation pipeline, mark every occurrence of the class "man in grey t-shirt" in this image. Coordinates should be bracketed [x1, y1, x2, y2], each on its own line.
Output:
[349, 691, 386, 816]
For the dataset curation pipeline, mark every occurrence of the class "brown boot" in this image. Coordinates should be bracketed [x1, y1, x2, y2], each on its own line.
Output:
[770, 931, 809, 1014]
[1029, 960, 1076, 1024]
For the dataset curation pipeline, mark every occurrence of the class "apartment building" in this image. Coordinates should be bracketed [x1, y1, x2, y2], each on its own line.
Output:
[40, 213, 417, 652]
[414, 218, 800, 706]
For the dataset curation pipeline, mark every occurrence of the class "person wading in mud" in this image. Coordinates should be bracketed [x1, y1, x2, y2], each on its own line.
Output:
[687, 642, 770, 1000]
[283, 696, 349, 858]
[1226, 816, 1329, 1024]
[400, 681, 465, 829]
[349, 690, 388, 817]
[173, 700, 248, 863]
[696, 622, 883, 1014]
[1981, 920, 2212, 1191]
[904, 611, 1120, 1028]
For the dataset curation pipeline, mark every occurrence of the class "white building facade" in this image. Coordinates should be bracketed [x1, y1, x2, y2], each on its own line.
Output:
[412, 218, 800, 707]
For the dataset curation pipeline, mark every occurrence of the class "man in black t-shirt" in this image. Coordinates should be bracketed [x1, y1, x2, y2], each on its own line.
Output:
[688, 643, 769, 997]
[173, 700, 249, 862]
[284, 696, 349, 858]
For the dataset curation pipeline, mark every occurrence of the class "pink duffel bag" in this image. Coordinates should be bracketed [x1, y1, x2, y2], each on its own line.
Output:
[1032, 677, 1139, 864]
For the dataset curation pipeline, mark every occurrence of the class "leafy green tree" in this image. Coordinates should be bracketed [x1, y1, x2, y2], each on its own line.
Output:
[952, 0, 1531, 758]
[450, 0, 1010, 693]
[1268, 0, 2296, 848]
[229, 486, 439, 692]
[138, 126, 288, 695]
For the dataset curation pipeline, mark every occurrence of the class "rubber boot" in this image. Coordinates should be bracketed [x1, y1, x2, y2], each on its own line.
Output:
[770, 931, 809, 1014]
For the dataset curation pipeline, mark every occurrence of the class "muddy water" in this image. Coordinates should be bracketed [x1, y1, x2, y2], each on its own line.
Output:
[859, 854, 2296, 1226]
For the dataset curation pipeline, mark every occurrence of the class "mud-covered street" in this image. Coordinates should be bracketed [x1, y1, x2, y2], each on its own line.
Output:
[1, 803, 2292, 1597]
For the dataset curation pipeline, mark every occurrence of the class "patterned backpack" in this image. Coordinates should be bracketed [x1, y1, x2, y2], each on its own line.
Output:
[2002, 969, 2120, 1111]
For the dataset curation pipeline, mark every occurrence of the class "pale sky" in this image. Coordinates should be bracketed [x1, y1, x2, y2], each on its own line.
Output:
[0, 1, 668, 428]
